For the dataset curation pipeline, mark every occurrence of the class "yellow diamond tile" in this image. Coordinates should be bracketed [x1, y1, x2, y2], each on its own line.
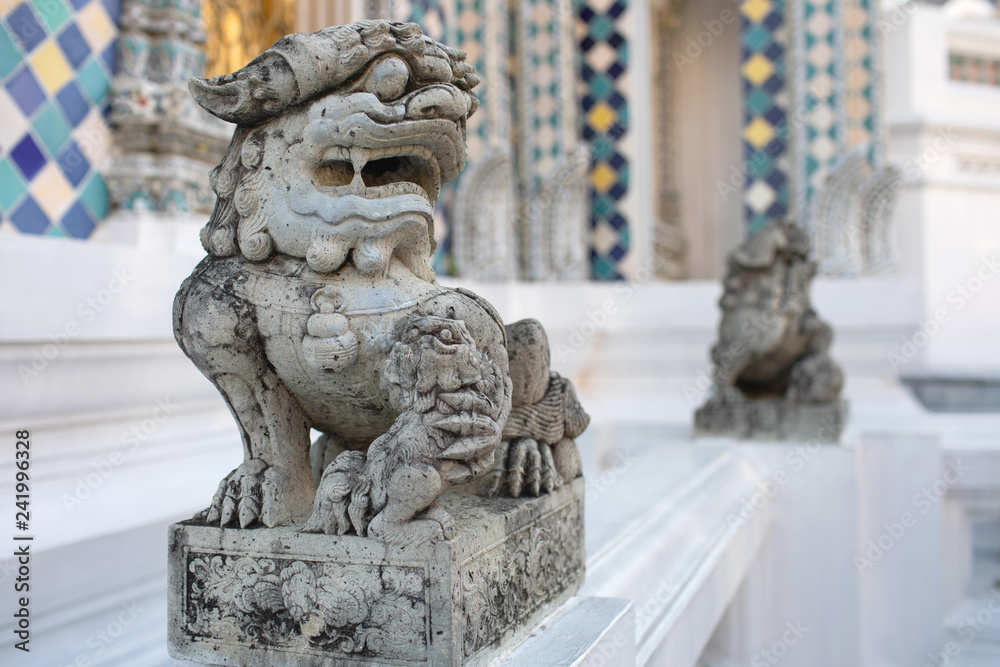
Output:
[30, 40, 73, 95]
[77, 1, 116, 53]
[30, 163, 75, 220]
[590, 162, 617, 193]
[587, 102, 617, 134]
[741, 0, 773, 24]
[744, 117, 776, 149]
[742, 53, 775, 87]
[0, 0, 21, 14]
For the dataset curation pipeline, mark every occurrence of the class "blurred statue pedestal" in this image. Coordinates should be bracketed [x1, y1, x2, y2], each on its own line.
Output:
[168, 479, 584, 667]
[694, 398, 847, 442]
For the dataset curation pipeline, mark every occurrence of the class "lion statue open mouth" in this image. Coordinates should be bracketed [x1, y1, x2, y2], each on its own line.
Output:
[173, 21, 588, 546]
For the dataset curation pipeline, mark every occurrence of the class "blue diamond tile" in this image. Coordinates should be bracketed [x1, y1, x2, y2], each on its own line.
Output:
[764, 42, 783, 62]
[764, 106, 785, 126]
[10, 195, 49, 233]
[56, 140, 90, 186]
[6, 3, 46, 53]
[10, 134, 46, 180]
[6, 66, 46, 116]
[56, 22, 89, 69]
[55, 80, 89, 126]
[101, 41, 116, 72]
[764, 75, 784, 94]
[61, 201, 96, 238]
[68, 0, 89, 8]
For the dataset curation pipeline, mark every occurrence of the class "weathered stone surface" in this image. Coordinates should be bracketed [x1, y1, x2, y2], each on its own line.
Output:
[171, 21, 591, 545]
[695, 220, 846, 442]
[694, 398, 847, 442]
[168, 479, 585, 667]
[169, 21, 591, 666]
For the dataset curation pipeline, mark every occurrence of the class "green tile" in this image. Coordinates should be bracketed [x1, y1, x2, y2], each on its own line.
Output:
[0, 159, 27, 212]
[32, 102, 72, 156]
[0, 26, 19, 80]
[79, 172, 109, 219]
[77, 58, 110, 104]
[31, 0, 70, 32]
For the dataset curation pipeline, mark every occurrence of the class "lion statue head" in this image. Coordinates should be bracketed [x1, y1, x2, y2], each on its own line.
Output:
[190, 20, 479, 282]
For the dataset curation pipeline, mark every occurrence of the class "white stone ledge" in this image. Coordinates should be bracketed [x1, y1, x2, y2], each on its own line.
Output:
[580, 447, 773, 667]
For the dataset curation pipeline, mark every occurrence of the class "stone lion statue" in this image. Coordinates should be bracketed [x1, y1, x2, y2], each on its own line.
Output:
[173, 21, 588, 546]
[695, 219, 844, 439]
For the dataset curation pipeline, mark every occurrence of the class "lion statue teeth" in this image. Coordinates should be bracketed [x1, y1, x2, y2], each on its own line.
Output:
[173, 21, 588, 545]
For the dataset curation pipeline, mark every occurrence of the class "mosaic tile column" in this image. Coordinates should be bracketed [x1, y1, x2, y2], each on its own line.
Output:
[517, 0, 589, 280]
[103, 0, 229, 218]
[579, 0, 630, 279]
[448, 0, 521, 279]
[842, 0, 879, 164]
[740, 0, 790, 235]
[798, 0, 846, 205]
[0, 0, 120, 239]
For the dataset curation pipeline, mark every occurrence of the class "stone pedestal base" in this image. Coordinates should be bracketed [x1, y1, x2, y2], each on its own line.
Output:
[694, 399, 847, 442]
[168, 478, 584, 667]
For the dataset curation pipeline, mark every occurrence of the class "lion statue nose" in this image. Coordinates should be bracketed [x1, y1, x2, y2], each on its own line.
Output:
[403, 84, 471, 122]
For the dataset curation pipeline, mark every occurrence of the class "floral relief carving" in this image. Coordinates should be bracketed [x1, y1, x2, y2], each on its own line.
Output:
[186, 553, 428, 661]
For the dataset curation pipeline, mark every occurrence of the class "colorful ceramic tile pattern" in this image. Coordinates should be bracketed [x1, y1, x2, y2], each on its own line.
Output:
[453, 0, 487, 161]
[520, 0, 563, 189]
[801, 0, 845, 200]
[740, 0, 790, 234]
[579, 0, 629, 279]
[843, 0, 877, 159]
[950, 52, 1000, 87]
[0, 0, 117, 238]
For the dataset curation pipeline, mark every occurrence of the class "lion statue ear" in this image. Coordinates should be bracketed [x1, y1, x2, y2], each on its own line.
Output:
[189, 52, 301, 125]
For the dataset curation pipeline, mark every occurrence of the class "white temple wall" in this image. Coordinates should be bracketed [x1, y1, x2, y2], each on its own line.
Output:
[885, 3, 1000, 373]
